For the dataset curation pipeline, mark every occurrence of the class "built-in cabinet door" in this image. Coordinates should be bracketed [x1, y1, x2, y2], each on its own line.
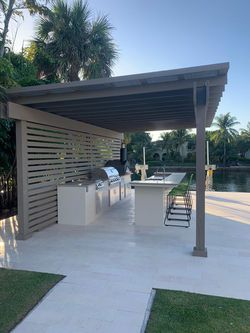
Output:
[109, 185, 120, 206]
[96, 184, 109, 214]
[124, 182, 131, 197]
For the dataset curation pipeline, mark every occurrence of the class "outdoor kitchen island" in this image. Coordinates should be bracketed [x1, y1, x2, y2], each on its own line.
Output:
[131, 173, 186, 227]
[58, 166, 131, 226]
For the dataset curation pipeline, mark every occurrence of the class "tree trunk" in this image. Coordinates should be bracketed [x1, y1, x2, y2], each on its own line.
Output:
[0, 0, 15, 57]
[67, 63, 80, 81]
[223, 141, 226, 167]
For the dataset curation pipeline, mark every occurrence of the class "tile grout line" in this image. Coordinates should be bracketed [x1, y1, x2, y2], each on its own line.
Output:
[140, 288, 156, 333]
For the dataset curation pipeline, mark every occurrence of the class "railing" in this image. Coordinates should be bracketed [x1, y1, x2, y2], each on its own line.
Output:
[0, 174, 17, 219]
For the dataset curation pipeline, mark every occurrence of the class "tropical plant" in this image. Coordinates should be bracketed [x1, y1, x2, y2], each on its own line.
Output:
[0, 57, 16, 87]
[0, 52, 45, 88]
[0, 0, 50, 57]
[0, 119, 17, 213]
[24, 41, 59, 82]
[8, 52, 36, 85]
[127, 132, 153, 163]
[33, 0, 118, 81]
[0, 85, 8, 103]
[236, 123, 250, 158]
[171, 129, 190, 162]
[123, 133, 132, 145]
[240, 122, 250, 141]
[160, 132, 174, 156]
[211, 113, 239, 166]
[83, 15, 117, 79]
[0, 119, 15, 174]
[7, 52, 43, 86]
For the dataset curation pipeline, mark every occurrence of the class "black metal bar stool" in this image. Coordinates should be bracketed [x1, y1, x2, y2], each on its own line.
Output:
[164, 174, 193, 227]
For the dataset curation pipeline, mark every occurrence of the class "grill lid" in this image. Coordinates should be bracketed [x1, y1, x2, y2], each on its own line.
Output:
[91, 166, 121, 184]
[105, 160, 131, 176]
[101, 167, 119, 178]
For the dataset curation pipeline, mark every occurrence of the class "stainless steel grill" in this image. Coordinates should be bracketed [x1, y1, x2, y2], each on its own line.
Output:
[105, 160, 131, 176]
[91, 167, 121, 185]
[95, 179, 105, 190]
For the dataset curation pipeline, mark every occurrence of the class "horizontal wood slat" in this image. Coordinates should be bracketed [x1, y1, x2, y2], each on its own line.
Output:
[29, 216, 58, 232]
[27, 127, 92, 140]
[23, 120, 121, 233]
[28, 167, 89, 179]
[29, 195, 57, 208]
[29, 205, 57, 220]
[27, 146, 91, 152]
[28, 172, 88, 187]
[28, 162, 90, 171]
[28, 153, 91, 158]
[28, 185, 57, 196]
[27, 157, 90, 164]
[29, 211, 58, 228]
[27, 135, 93, 144]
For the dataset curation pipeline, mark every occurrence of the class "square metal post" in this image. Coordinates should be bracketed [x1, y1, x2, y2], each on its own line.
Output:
[193, 86, 208, 257]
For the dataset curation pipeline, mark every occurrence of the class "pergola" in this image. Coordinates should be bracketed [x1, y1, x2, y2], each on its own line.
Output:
[4, 62, 229, 257]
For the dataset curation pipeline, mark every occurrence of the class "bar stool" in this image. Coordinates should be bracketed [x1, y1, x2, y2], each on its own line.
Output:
[164, 174, 193, 227]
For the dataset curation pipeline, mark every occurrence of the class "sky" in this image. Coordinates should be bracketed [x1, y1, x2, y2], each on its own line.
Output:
[9, 0, 250, 140]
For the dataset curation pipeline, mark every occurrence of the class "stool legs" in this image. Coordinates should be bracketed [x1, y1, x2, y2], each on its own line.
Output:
[164, 190, 192, 228]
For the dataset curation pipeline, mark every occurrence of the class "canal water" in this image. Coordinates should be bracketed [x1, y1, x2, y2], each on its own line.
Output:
[188, 169, 250, 192]
[212, 170, 250, 192]
[146, 168, 250, 192]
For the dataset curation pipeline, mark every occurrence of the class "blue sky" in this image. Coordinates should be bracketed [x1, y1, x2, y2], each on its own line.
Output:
[10, 0, 250, 139]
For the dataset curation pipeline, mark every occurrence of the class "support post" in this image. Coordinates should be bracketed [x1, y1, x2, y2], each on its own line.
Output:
[16, 120, 31, 239]
[193, 85, 208, 257]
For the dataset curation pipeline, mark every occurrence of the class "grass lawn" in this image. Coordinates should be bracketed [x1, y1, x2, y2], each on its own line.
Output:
[146, 289, 250, 333]
[0, 268, 64, 333]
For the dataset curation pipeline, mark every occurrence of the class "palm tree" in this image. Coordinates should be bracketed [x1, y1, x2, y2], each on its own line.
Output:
[160, 132, 174, 158]
[127, 132, 152, 163]
[83, 16, 117, 79]
[240, 122, 250, 141]
[34, 0, 118, 81]
[171, 129, 190, 162]
[212, 113, 239, 166]
[123, 133, 132, 145]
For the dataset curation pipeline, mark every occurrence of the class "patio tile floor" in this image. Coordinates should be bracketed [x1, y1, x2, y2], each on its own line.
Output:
[1, 191, 250, 332]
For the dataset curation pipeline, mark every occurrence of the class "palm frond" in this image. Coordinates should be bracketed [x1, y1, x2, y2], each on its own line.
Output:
[0, 85, 7, 103]
[212, 112, 240, 145]
[240, 122, 250, 139]
[84, 14, 118, 79]
[0, 0, 7, 13]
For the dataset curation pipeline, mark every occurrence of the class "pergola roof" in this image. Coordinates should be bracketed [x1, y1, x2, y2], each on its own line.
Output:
[7, 63, 229, 132]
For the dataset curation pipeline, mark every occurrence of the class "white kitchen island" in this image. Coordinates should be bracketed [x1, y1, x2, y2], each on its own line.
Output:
[58, 174, 132, 226]
[131, 173, 186, 227]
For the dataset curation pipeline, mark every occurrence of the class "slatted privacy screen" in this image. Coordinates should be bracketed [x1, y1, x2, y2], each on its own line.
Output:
[24, 121, 121, 233]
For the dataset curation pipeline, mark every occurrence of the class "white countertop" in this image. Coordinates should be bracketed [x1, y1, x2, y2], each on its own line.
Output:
[130, 172, 186, 188]
[58, 180, 96, 188]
